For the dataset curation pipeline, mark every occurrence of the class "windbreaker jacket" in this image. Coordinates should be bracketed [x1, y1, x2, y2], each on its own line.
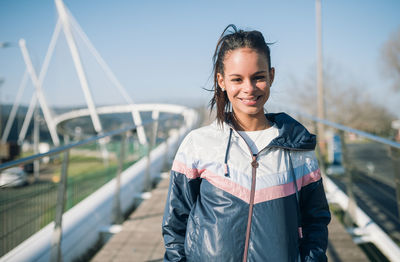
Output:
[162, 113, 331, 262]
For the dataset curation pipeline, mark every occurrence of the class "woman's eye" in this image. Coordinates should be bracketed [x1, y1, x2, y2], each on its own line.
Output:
[231, 78, 241, 82]
[254, 75, 266, 81]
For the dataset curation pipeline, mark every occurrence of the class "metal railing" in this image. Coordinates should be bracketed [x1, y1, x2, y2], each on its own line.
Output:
[0, 112, 184, 260]
[293, 111, 400, 261]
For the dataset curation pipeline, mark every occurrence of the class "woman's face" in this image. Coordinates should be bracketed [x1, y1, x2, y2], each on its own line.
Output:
[217, 48, 274, 122]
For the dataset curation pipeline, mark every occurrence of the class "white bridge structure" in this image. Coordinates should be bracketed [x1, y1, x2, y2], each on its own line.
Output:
[1, 0, 148, 148]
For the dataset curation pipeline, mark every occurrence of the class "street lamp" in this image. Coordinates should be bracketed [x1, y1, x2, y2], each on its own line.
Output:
[0, 42, 16, 139]
[0, 77, 4, 138]
[0, 42, 16, 48]
[316, 0, 326, 153]
[0, 41, 18, 145]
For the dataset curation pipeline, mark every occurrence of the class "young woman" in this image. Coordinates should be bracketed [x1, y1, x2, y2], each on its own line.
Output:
[162, 25, 331, 262]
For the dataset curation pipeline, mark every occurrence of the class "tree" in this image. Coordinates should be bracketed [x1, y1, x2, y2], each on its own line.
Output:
[286, 63, 396, 136]
[382, 27, 400, 91]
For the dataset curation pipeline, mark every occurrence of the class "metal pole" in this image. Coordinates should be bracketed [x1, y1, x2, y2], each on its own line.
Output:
[144, 139, 152, 192]
[0, 77, 4, 139]
[33, 107, 40, 181]
[315, 136, 326, 176]
[162, 128, 170, 171]
[144, 111, 159, 191]
[151, 111, 159, 149]
[50, 140, 70, 262]
[1, 71, 29, 143]
[316, 0, 326, 152]
[313, 121, 328, 192]
[112, 132, 126, 224]
[339, 131, 357, 226]
[389, 147, 400, 221]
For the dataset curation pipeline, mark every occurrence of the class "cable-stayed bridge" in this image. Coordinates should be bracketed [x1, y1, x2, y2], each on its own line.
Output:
[0, 1, 400, 261]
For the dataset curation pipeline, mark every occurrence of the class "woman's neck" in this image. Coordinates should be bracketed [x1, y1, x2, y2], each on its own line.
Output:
[231, 112, 270, 131]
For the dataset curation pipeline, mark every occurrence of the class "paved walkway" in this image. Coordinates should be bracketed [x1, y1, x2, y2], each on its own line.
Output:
[326, 212, 369, 261]
[91, 177, 169, 262]
[92, 176, 369, 262]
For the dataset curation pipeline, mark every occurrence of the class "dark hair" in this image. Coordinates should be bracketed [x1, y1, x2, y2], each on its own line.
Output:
[209, 24, 272, 125]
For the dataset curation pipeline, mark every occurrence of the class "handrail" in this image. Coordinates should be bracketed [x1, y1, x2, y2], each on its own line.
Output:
[0, 114, 175, 172]
[295, 111, 400, 149]
[290, 109, 400, 261]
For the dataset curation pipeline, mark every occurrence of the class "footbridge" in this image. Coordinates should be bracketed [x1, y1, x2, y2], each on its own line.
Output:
[1, 0, 399, 260]
[1, 107, 400, 262]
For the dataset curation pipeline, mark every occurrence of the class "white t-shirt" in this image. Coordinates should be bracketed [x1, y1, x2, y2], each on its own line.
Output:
[237, 124, 279, 154]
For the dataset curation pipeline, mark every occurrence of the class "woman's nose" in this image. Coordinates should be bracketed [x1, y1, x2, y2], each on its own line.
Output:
[242, 79, 256, 92]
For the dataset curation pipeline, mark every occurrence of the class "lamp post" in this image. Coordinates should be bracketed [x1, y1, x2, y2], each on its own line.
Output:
[1, 42, 13, 141]
[0, 41, 19, 162]
[0, 77, 4, 140]
[316, 0, 326, 153]
[0, 42, 17, 140]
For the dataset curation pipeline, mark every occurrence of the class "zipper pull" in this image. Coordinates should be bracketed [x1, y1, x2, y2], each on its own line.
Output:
[298, 227, 303, 239]
[224, 163, 230, 177]
[251, 154, 259, 168]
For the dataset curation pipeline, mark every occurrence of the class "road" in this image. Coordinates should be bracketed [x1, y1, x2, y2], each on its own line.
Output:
[329, 142, 400, 244]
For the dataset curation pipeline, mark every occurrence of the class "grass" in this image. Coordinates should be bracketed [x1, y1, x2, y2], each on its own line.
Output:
[329, 203, 345, 223]
[1, 127, 175, 257]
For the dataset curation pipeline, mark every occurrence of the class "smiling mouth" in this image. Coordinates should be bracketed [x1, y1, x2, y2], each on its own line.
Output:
[238, 96, 261, 105]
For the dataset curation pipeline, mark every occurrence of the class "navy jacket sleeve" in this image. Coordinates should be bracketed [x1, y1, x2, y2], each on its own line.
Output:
[299, 177, 331, 262]
[162, 133, 201, 261]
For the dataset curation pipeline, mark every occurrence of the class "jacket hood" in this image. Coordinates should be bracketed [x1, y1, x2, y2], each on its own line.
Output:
[266, 112, 316, 150]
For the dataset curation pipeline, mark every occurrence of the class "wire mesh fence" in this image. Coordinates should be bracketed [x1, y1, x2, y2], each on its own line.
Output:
[0, 112, 184, 257]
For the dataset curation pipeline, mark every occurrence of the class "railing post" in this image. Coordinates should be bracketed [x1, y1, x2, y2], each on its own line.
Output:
[313, 122, 326, 176]
[112, 132, 126, 224]
[389, 146, 400, 221]
[163, 128, 170, 171]
[144, 111, 159, 191]
[50, 137, 70, 262]
[339, 130, 357, 227]
[151, 111, 159, 153]
[33, 108, 40, 181]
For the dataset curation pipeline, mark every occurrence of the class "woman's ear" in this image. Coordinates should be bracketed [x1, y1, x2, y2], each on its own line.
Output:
[217, 73, 225, 90]
[269, 67, 275, 85]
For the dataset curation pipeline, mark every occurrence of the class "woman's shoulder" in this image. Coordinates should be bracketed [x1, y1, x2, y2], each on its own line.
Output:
[178, 121, 229, 151]
[267, 112, 316, 150]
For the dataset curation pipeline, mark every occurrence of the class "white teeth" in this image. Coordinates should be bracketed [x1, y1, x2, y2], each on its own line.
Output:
[241, 98, 257, 102]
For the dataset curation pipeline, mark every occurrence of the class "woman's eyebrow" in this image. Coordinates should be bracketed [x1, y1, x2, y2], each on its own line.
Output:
[228, 71, 267, 77]
[253, 70, 267, 75]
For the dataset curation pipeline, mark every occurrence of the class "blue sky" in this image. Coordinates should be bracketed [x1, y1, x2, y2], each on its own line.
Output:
[0, 0, 399, 117]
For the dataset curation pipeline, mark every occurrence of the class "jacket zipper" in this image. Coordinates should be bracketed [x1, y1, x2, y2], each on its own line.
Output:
[229, 126, 308, 261]
[243, 154, 258, 262]
[232, 129, 263, 262]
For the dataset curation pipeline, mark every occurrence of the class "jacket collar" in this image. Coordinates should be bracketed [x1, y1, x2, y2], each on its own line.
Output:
[219, 112, 316, 151]
[266, 113, 316, 150]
